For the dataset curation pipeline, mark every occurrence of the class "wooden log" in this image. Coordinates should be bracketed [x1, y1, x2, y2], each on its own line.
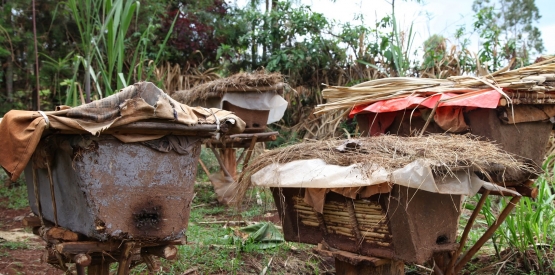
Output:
[74, 253, 92, 266]
[229, 131, 279, 139]
[44, 227, 81, 242]
[59, 122, 222, 136]
[141, 245, 178, 260]
[55, 241, 119, 254]
[22, 216, 43, 228]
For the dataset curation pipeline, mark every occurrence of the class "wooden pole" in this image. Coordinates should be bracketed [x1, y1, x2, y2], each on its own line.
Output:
[444, 191, 489, 275]
[31, 0, 40, 111]
[198, 159, 211, 177]
[453, 196, 521, 274]
[241, 136, 258, 170]
[116, 241, 135, 275]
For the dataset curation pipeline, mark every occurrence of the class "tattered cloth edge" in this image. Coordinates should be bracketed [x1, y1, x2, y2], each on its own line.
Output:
[173, 71, 284, 105]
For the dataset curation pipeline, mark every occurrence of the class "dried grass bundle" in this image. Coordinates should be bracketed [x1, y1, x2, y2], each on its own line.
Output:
[237, 134, 535, 199]
[316, 56, 555, 114]
[172, 70, 284, 105]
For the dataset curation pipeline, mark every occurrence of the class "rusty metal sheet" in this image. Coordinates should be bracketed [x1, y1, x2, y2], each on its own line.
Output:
[25, 135, 200, 241]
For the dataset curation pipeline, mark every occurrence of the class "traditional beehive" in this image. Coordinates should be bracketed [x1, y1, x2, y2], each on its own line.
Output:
[0, 82, 244, 241]
[25, 134, 202, 241]
[241, 135, 531, 264]
[317, 57, 555, 183]
[173, 71, 287, 132]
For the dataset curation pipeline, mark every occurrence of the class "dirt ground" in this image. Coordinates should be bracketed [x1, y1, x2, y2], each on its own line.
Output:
[0, 202, 62, 275]
[0, 202, 334, 275]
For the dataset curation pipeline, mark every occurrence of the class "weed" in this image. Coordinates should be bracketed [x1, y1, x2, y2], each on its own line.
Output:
[0, 183, 29, 210]
[1, 241, 29, 250]
[193, 183, 218, 205]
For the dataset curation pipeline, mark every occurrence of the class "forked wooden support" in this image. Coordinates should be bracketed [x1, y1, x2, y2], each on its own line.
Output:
[441, 193, 521, 275]
[452, 195, 521, 274]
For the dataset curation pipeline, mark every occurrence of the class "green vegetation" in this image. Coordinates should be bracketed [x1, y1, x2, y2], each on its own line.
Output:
[0, 170, 28, 210]
[124, 184, 330, 274]
[0, 241, 29, 250]
[460, 156, 555, 274]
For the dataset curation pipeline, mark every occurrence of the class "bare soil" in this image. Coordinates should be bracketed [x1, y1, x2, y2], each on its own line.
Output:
[0, 201, 62, 275]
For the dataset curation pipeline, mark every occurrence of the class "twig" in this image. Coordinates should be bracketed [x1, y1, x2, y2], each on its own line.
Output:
[181, 267, 198, 275]
[260, 257, 273, 275]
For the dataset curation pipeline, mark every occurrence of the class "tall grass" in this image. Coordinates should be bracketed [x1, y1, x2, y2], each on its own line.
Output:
[479, 157, 555, 273]
[64, 0, 176, 105]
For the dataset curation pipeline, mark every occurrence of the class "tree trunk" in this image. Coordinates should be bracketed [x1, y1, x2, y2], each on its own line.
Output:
[250, 0, 257, 70]
[270, 0, 279, 53]
[5, 54, 13, 102]
[262, 0, 269, 62]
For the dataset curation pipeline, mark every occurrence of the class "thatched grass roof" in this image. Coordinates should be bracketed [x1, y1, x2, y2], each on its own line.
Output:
[316, 56, 555, 114]
[173, 71, 284, 105]
[237, 134, 535, 197]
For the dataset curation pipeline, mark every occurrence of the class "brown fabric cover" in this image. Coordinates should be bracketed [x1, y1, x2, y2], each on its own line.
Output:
[0, 82, 245, 181]
[0, 111, 48, 181]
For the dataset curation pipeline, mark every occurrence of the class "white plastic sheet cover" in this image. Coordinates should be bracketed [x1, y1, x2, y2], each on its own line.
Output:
[251, 158, 518, 196]
[221, 91, 288, 124]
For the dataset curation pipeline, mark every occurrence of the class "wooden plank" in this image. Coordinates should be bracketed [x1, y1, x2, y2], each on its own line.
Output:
[22, 216, 42, 228]
[57, 122, 222, 136]
[55, 241, 120, 254]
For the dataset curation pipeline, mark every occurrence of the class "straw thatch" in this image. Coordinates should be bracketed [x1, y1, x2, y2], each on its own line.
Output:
[172, 70, 284, 105]
[315, 56, 555, 114]
[237, 134, 535, 198]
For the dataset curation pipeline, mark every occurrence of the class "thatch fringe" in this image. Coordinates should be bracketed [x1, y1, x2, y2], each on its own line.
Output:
[236, 134, 535, 201]
[173, 70, 284, 105]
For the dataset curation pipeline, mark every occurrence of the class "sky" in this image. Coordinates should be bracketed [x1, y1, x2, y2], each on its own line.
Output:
[307, 0, 555, 57]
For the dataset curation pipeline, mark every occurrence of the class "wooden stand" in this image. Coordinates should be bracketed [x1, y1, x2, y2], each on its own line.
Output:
[24, 217, 183, 275]
[314, 243, 404, 275]
[202, 132, 278, 204]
